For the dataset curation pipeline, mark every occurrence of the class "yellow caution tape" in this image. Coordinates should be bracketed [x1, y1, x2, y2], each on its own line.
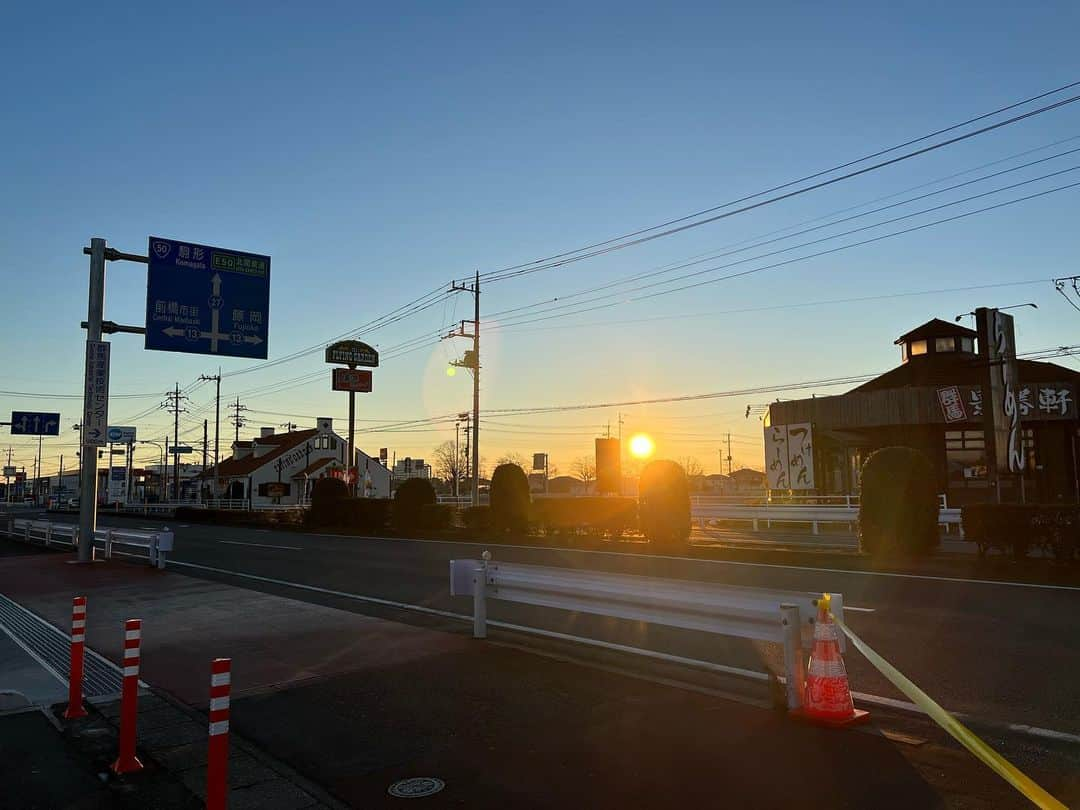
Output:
[828, 606, 1066, 810]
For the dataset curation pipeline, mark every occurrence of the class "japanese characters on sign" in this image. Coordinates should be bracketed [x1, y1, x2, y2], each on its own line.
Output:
[145, 236, 270, 359]
[953, 384, 1074, 421]
[976, 308, 1023, 474]
[936, 386, 967, 423]
[82, 341, 110, 447]
[763, 423, 815, 490]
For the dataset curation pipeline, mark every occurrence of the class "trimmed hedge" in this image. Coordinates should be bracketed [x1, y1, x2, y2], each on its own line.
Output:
[420, 503, 455, 531]
[532, 497, 637, 537]
[340, 498, 392, 532]
[309, 477, 350, 528]
[638, 460, 691, 547]
[462, 505, 491, 532]
[858, 447, 939, 558]
[963, 504, 1079, 560]
[392, 478, 437, 531]
[490, 464, 531, 533]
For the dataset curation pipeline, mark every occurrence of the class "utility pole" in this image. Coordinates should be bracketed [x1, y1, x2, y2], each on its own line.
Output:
[202, 419, 209, 469]
[446, 272, 481, 505]
[230, 397, 248, 446]
[163, 384, 187, 501]
[199, 370, 222, 497]
[726, 432, 733, 476]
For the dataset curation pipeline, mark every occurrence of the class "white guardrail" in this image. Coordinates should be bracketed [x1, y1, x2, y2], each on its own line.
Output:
[450, 555, 843, 711]
[2, 518, 173, 569]
[691, 498, 964, 536]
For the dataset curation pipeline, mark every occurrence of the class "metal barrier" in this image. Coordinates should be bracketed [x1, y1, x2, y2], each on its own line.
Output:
[2, 518, 173, 569]
[693, 502, 964, 537]
[449, 555, 844, 709]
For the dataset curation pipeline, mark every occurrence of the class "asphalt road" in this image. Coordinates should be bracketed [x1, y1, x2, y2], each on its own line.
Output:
[36, 510, 1080, 736]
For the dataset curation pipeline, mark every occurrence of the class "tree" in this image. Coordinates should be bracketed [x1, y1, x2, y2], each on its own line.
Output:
[495, 452, 526, 470]
[572, 456, 596, 484]
[432, 440, 466, 492]
[680, 457, 704, 478]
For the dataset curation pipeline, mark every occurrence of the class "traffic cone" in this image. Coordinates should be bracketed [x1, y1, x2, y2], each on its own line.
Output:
[795, 593, 869, 727]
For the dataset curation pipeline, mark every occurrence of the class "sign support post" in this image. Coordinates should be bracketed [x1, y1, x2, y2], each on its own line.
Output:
[77, 238, 106, 563]
[348, 371, 356, 496]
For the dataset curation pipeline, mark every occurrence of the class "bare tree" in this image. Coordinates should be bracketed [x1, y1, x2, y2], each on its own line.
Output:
[572, 456, 596, 483]
[680, 456, 704, 477]
[495, 452, 526, 470]
[432, 441, 466, 493]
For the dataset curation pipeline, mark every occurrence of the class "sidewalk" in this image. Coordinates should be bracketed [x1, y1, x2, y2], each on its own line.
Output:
[0, 545, 1043, 808]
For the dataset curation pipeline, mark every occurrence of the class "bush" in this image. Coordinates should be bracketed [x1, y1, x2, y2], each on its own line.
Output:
[392, 478, 437, 531]
[858, 447, 939, 557]
[490, 463, 531, 533]
[532, 497, 638, 537]
[420, 503, 454, 531]
[638, 460, 691, 548]
[462, 505, 491, 532]
[963, 504, 1079, 560]
[308, 477, 350, 528]
[340, 498, 392, 533]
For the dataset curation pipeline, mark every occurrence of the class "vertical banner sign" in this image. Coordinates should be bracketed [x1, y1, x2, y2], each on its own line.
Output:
[82, 341, 110, 447]
[764, 425, 788, 490]
[785, 423, 815, 490]
[976, 308, 1024, 476]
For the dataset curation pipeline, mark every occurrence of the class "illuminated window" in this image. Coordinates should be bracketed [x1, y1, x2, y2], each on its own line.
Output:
[900, 343, 908, 362]
[909, 340, 928, 356]
[935, 337, 955, 353]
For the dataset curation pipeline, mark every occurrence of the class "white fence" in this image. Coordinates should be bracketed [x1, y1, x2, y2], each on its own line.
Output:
[450, 555, 843, 710]
[3, 518, 173, 569]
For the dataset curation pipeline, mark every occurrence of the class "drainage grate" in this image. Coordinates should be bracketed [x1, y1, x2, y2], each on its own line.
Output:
[0, 593, 124, 698]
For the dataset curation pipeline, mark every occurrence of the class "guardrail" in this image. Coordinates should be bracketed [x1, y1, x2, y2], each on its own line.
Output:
[693, 502, 964, 537]
[2, 518, 173, 569]
[450, 554, 844, 710]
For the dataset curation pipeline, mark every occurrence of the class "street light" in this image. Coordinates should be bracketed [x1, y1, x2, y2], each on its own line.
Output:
[955, 302, 1037, 323]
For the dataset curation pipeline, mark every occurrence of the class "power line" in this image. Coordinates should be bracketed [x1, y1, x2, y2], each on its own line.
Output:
[477, 84, 1080, 283]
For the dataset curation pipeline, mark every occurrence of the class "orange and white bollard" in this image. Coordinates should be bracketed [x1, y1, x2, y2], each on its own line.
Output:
[206, 658, 232, 810]
[111, 618, 144, 774]
[63, 596, 88, 720]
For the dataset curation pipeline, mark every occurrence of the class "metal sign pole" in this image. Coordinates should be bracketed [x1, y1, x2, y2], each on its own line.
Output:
[348, 376, 356, 496]
[77, 238, 106, 562]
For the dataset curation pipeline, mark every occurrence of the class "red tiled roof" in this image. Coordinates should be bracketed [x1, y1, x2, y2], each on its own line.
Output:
[212, 429, 319, 478]
[293, 457, 336, 477]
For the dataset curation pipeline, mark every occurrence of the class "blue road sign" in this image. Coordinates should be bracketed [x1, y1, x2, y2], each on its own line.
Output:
[145, 236, 270, 359]
[10, 412, 60, 436]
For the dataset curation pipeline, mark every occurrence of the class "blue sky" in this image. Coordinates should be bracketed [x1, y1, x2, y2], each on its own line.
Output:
[3, 1, 1079, 476]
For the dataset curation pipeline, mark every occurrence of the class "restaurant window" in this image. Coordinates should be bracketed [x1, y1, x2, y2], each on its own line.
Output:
[959, 336, 975, 353]
[946, 429, 987, 488]
[900, 342, 908, 362]
[935, 337, 955, 353]
[909, 339, 928, 357]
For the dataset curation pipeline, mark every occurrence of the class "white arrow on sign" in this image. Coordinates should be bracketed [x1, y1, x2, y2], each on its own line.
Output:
[160, 272, 263, 353]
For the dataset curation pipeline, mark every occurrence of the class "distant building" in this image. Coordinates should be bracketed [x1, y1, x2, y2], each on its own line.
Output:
[392, 457, 430, 481]
[208, 418, 389, 505]
[729, 468, 766, 493]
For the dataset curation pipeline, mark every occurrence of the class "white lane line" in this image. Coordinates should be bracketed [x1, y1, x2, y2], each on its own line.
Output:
[167, 559, 1080, 745]
[843, 606, 875, 613]
[218, 540, 302, 551]
[310, 532, 1080, 592]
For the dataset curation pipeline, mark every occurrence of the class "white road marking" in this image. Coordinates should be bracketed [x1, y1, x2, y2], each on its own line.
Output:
[842, 606, 875, 613]
[167, 559, 1080, 745]
[218, 540, 302, 551]
[310, 532, 1080, 592]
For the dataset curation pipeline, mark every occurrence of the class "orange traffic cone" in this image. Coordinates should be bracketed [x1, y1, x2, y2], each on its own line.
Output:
[795, 593, 869, 727]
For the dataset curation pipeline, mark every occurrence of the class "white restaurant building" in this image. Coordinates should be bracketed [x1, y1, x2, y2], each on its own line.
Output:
[207, 418, 390, 506]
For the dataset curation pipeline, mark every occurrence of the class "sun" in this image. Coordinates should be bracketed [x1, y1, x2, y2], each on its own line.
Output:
[629, 433, 655, 459]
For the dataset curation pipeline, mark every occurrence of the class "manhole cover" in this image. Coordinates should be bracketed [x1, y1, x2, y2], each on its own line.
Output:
[388, 777, 445, 798]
